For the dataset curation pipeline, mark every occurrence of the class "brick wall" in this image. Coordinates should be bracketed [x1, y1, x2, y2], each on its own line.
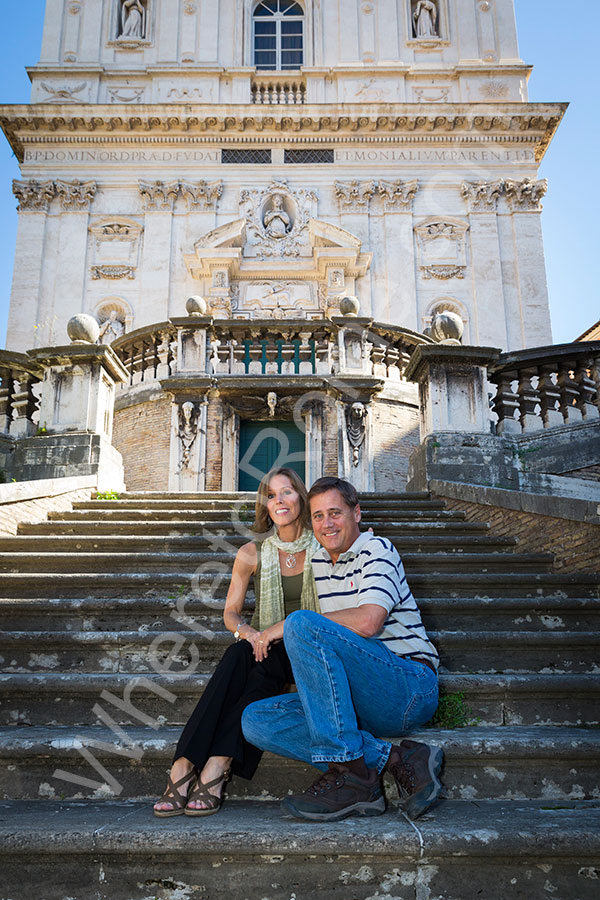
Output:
[205, 395, 223, 491]
[322, 399, 339, 477]
[112, 396, 171, 491]
[439, 495, 600, 574]
[372, 400, 420, 492]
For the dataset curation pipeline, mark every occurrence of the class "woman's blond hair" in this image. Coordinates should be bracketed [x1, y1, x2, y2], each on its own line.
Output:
[252, 467, 310, 534]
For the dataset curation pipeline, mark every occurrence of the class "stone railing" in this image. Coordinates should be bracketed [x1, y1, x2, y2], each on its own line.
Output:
[489, 343, 600, 434]
[0, 351, 43, 437]
[111, 317, 431, 385]
[251, 76, 306, 105]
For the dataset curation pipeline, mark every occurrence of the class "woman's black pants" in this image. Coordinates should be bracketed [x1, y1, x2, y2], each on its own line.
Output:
[173, 639, 293, 780]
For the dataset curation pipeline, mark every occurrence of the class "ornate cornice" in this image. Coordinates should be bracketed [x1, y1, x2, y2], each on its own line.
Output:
[0, 102, 566, 162]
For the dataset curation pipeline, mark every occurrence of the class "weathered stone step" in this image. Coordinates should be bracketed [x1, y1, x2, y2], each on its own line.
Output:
[0, 550, 554, 575]
[0, 532, 518, 554]
[50, 507, 467, 522]
[1, 799, 599, 900]
[2, 570, 598, 600]
[1, 672, 597, 726]
[2, 725, 598, 803]
[19, 517, 493, 537]
[3, 594, 598, 633]
[1, 629, 596, 675]
[79, 496, 441, 511]
[101, 491, 432, 502]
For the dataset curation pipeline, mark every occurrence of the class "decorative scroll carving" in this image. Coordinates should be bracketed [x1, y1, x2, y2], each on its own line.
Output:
[12, 180, 55, 211]
[240, 180, 317, 258]
[334, 181, 377, 210]
[180, 180, 224, 210]
[377, 179, 419, 208]
[504, 178, 548, 211]
[107, 87, 146, 103]
[91, 265, 136, 280]
[460, 180, 504, 212]
[345, 401, 367, 467]
[139, 180, 180, 211]
[415, 220, 468, 280]
[139, 180, 223, 211]
[177, 400, 199, 471]
[40, 81, 88, 101]
[55, 180, 97, 211]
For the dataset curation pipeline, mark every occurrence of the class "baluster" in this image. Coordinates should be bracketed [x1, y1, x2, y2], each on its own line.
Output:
[280, 340, 295, 374]
[155, 331, 172, 380]
[278, 84, 286, 104]
[248, 339, 262, 374]
[265, 340, 278, 374]
[295, 85, 304, 104]
[517, 367, 541, 431]
[314, 336, 332, 375]
[11, 374, 38, 436]
[298, 332, 313, 374]
[591, 355, 600, 414]
[491, 370, 520, 434]
[385, 346, 401, 382]
[287, 85, 294, 104]
[0, 368, 14, 433]
[558, 361, 582, 424]
[574, 358, 599, 420]
[537, 364, 562, 428]
[232, 340, 245, 374]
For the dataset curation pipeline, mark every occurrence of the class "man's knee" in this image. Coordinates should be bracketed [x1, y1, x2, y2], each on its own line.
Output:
[284, 609, 321, 645]
[241, 697, 275, 746]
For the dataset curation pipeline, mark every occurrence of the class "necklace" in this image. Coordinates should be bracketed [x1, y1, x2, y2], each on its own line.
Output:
[285, 552, 297, 569]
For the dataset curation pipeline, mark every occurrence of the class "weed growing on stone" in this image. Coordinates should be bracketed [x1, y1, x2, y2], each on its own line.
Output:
[427, 690, 480, 728]
[96, 490, 120, 500]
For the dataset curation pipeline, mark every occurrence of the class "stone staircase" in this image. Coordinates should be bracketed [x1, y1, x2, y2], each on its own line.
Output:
[0, 491, 599, 900]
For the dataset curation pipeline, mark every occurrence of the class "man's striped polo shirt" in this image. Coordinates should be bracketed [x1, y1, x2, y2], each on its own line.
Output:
[312, 531, 439, 670]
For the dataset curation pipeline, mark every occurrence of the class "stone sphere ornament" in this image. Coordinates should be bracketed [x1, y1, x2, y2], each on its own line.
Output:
[430, 310, 464, 345]
[67, 313, 100, 344]
[186, 295, 208, 316]
[338, 295, 361, 317]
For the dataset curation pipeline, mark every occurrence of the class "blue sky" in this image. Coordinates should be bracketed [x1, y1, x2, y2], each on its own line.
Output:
[0, 0, 598, 348]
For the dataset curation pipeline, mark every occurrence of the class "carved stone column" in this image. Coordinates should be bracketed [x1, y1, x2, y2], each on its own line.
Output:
[139, 180, 179, 323]
[503, 178, 551, 347]
[377, 180, 419, 327]
[56, 180, 98, 335]
[461, 179, 507, 348]
[405, 344, 501, 440]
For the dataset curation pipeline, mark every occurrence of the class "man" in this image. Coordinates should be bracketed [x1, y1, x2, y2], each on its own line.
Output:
[242, 477, 443, 822]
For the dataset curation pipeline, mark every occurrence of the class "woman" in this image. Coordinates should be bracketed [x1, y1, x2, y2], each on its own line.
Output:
[153, 467, 319, 817]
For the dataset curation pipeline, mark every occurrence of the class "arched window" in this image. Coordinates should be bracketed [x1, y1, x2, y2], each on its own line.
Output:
[253, 1, 304, 71]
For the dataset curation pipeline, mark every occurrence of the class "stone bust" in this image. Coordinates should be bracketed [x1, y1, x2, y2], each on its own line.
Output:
[98, 310, 125, 344]
[263, 194, 291, 239]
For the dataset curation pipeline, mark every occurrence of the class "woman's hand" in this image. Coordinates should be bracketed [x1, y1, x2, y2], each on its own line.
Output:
[253, 621, 285, 662]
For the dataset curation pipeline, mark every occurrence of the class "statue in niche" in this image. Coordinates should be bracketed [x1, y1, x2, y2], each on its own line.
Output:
[263, 194, 292, 239]
[119, 0, 146, 39]
[413, 0, 438, 38]
[98, 310, 125, 344]
[346, 402, 367, 467]
[178, 401, 198, 470]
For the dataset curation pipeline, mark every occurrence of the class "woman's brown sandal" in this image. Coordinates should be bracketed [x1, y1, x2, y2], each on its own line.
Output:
[184, 768, 231, 817]
[153, 768, 196, 818]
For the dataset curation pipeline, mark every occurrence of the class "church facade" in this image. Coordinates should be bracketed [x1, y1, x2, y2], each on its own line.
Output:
[0, 0, 565, 492]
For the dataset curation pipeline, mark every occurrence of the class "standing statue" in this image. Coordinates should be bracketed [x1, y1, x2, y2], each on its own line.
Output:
[263, 194, 291, 239]
[413, 0, 438, 38]
[98, 310, 125, 345]
[120, 0, 146, 39]
[345, 401, 367, 467]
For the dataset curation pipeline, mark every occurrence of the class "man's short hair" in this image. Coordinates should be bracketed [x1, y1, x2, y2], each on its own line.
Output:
[308, 477, 359, 509]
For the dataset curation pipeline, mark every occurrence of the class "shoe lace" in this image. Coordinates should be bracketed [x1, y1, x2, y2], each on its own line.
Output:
[307, 767, 344, 796]
[391, 761, 416, 793]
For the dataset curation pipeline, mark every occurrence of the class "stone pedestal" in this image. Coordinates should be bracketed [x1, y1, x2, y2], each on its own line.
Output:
[405, 344, 501, 440]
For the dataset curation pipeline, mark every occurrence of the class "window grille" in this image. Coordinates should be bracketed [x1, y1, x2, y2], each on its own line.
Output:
[253, 1, 304, 71]
[221, 149, 272, 164]
[284, 149, 334, 164]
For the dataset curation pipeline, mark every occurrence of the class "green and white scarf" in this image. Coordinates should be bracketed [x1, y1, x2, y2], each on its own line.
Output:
[258, 528, 320, 630]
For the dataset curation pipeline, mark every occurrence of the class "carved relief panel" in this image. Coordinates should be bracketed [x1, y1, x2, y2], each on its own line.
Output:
[239, 180, 317, 259]
[414, 218, 469, 280]
[89, 217, 143, 281]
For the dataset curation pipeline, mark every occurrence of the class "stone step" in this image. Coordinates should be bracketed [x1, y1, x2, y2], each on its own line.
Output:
[49, 507, 466, 523]
[1, 799, 599, 900]
[100, 491, 433, 502]
[1, 672, 598, 727]
[2, 570, 598, 600]
[19, 517, 493, 537]
[0, 550, 554, 575]
[0, 532, 518, 554]
[2, 594, 598, 633]
[1, 629, 596, 675]
[2, 725, 598, 803]
[79, 496, 442, 511]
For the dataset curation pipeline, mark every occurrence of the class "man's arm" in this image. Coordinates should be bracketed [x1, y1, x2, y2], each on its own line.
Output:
[322, 604, 387, 638]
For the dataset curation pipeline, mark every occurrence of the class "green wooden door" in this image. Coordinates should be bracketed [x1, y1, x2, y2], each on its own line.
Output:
[238, 420, 306, 491]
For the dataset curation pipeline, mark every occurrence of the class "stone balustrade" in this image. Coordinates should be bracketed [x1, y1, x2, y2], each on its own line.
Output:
[111, 317, 430, 386]
[0, 351, 43, 437]
[489, 343, 600, 434]
[251, 77, 306, 104]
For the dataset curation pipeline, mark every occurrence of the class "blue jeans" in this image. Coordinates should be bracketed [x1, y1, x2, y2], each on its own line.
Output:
[242, 610, 439, 773]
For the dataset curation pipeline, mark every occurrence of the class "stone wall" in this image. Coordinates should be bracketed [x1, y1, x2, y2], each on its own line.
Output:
[372, 398, 420, 491]
[323, 400, 339, 478]
[112, 395, 171, 491]
[432, 483, 600, 574]
[0, 476, 95, 536]
[562, 465, 600, 483]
